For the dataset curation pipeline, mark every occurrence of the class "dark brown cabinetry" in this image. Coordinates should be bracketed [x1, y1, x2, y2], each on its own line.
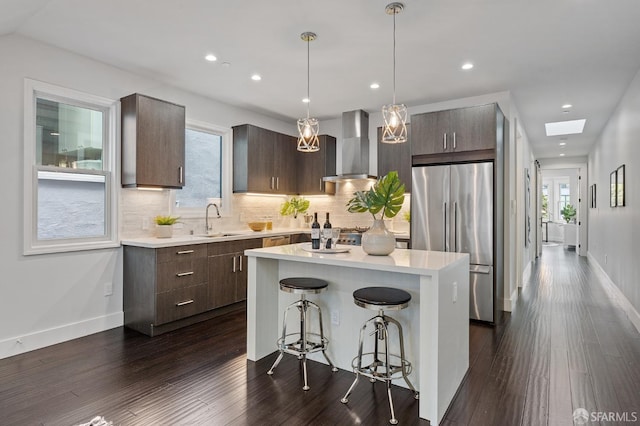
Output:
[123, 244, 208, 336]
[233, 124, 297, 194]
[296, 135, 337, 195]
[411, 104, 498, 162]
[121, 93, 186, 188]
[377, 127, 411, 193]
[207, 238, 262, 309]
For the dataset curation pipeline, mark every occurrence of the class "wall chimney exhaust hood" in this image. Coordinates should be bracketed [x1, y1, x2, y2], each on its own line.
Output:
[323, 109, 378, 182]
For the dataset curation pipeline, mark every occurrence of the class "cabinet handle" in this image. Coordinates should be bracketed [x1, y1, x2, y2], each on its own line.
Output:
[276, 177, 279, 190]
[320, 178, 323, 192]
[176, 300, 194, 306]
[232, 256, 236, 273]
[176, 271, 194, 277]
[270, 176, 275, 189]
[178, 166, 184, 184]
[443, 133, 447, 150]
[453, 132, 456, 150]
[239, 255, 243, 272]
[177, 249, 194, 255]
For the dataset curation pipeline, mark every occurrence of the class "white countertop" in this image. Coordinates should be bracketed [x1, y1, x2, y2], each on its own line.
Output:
[121, 228, 309, 248]
[245, 243, 467, 276]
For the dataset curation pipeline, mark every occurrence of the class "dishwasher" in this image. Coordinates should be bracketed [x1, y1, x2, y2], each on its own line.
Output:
[262, 235, 291, 247]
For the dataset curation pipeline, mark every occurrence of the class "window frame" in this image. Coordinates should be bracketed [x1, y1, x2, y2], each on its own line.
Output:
[171, 119, 232, 218]
[23, 79, 119, 255]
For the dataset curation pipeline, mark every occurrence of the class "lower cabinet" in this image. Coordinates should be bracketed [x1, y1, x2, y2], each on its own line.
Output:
[124, 238, 262, 336]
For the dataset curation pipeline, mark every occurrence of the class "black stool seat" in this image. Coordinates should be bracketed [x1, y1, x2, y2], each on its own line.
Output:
[280, 277, 329, 294]
[353, 287, 411, 310]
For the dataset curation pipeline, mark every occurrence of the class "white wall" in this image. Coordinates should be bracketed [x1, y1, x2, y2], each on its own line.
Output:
[0, 34, 299, 359]
[588, 67, 640, 324]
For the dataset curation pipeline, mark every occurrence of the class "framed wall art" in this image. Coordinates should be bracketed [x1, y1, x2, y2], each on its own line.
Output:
[610, 170, 617, 207]
[616, 164, 625, 207]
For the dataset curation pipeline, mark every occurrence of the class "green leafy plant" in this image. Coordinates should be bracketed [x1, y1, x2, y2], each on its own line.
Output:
[403, 210, 411, 223]
[560, 204, 576, 223]
[279, 196, 310, 218]
[346, 171, 406, 220]
[154, 215, 180, 225]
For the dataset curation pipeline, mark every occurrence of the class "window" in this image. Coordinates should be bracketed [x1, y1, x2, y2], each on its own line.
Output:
[541, 184, 549, 221]
[172, 120, 231, 216]
[175, 128, 222, 208]
[24, 79, 118, 254]
[558, 182, 570, 219]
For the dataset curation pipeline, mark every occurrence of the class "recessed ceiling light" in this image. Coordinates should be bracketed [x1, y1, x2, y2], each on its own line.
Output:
[461, 62, 474, 70]
[302, 98, 310, 103]
[545, 119, 586, 136]
[559, 153, 566, 157]
[251, 74, 262, 81]
[221, 61, 231, 67]
[562, 104, 572, 109]
[204, 54, 217, 62]
[559, 142, 567, 146]
[50, 132, 60, 136]
[370, 83, 380, 89]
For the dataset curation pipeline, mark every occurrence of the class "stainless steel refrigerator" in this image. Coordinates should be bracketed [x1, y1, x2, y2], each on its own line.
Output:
[412, 162, 495, 322]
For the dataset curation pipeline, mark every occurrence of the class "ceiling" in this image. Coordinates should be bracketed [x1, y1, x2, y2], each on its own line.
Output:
[3, 0, 640, 159]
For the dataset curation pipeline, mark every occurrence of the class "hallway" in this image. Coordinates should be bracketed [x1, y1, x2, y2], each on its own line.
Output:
[444, 245, 640, 425]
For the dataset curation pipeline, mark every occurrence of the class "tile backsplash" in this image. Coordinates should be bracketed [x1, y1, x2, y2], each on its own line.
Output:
[120, 181, 411, 239]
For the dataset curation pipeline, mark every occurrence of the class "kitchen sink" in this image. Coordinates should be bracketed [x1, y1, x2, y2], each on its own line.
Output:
[196, 232, 245, 238]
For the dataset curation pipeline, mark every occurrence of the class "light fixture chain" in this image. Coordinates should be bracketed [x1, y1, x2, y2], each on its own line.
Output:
[307, 36, 310, 118]
[393, 9, 397, 105]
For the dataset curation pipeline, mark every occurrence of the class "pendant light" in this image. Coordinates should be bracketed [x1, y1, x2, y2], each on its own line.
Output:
[382, 2, 407, 144]
[297, 31, 320, 152]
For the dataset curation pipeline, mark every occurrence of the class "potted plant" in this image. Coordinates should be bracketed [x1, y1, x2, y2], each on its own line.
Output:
[280, 196, 310, 227]
[560, 204, 576, 223]
[154, 215, 180, 238]
[346, 171, 405, 255]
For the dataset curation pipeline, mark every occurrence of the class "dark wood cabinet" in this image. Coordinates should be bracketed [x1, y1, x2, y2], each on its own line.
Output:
[121, 93, 185, 188]
[123, 244, 208, 336]
[411, 104, 499, 161]
[233, 124, 298, 194]
[207, 238, 262, 309]
[377, 127, 411, 193]
[296, 135, 337, 195]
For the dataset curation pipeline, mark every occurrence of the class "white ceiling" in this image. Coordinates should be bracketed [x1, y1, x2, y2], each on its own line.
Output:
[3, 0, 640, 159]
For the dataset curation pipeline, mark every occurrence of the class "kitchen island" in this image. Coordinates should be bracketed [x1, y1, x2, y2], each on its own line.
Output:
[245, 243, 469, 425]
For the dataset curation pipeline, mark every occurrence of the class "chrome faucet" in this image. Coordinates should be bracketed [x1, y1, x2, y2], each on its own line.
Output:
[205, 203, 221, 233]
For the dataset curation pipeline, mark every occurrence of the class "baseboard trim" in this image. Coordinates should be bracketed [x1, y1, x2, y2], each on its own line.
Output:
[587, 252, 640, 334]
[503, 287, 518, 312]
[0, 312, 123, 360]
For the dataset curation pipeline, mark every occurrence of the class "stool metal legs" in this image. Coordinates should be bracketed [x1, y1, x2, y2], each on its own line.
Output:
[267, 295, 337, 391]
[341, 311, 418, 425]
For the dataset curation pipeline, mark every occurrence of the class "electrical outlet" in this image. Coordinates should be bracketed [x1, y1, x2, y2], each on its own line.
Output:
[331, 310, 340, 325]
[142, 217, 150, 230]
[104, 282, 113, 296]
[452, 282, 458, 303]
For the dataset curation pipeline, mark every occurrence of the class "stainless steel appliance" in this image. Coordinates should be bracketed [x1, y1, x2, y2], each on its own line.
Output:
[411, 162, 495, 322]
[336, 226, 369, 245]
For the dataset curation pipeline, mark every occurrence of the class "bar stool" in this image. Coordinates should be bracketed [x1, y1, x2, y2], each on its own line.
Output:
[341, 286, 419, 425]
[267, 277, 338, 391]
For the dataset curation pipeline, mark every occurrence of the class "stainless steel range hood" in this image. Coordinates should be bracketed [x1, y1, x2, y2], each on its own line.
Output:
[323, 110, 378, 182]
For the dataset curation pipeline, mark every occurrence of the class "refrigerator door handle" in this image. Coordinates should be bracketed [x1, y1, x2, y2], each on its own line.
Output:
[443, 202, 448, 251]
[454, 202, 458, 252]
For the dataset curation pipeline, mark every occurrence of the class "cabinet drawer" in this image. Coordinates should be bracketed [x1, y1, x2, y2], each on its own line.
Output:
[157, 258, 207, 292]
[155, 283, 208, 325]
[157, 244, 207, 263]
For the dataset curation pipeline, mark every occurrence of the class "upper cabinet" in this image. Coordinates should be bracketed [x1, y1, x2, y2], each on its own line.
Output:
[296, 135, 336, 195]
[233, 124, 336, 195]
[233, 124, 293, 194]
[377, 126, 411, 193]
[121, 93, 186, 188]
[411, 104, 499, 160]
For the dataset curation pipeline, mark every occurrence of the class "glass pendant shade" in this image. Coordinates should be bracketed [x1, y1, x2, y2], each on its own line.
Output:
[297, 117, 320, 152]
[382, 103, 408, 143]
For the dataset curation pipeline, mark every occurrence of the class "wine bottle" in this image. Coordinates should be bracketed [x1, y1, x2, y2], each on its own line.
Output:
[311, 212, 321, 249]
[323, 212, 332, 249]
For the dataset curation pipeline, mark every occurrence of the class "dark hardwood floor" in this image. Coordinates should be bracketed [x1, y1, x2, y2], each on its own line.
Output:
[1, 245, 639, 425]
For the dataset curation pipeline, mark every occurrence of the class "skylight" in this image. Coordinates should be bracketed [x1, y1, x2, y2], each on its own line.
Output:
[545, 119, 586, 136]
